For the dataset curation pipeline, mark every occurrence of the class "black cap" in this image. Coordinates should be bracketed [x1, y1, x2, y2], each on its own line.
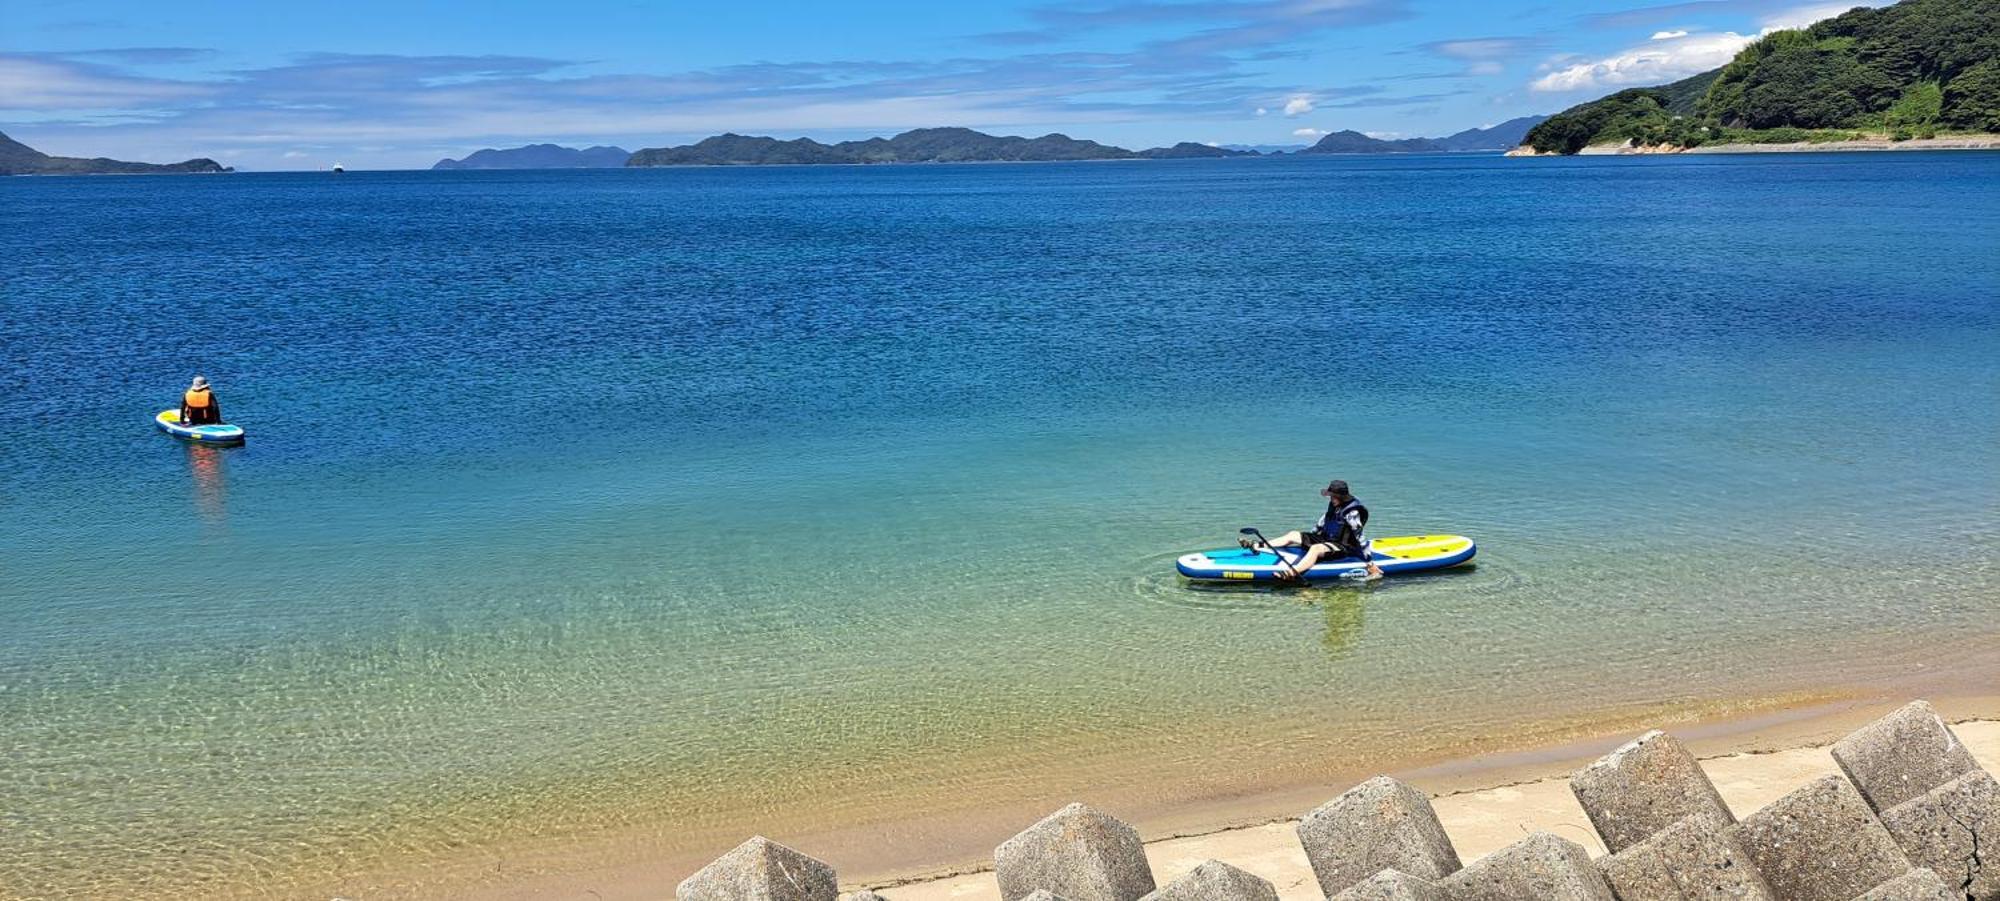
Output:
[1325, 479, 1350, 496]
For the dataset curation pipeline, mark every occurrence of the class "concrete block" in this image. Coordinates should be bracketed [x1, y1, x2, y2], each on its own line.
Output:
[1139, 860, 1276, 901]
[677, 835, 839, 901]
[1599, 812, 1773, 900]
[995, 803, 1155, 901]
[1436, 832, 1613, 901]
[1733, 775, 1910, 901]
[1879, 769, 2000, 901]
[1023, 893, 1071, 901]
[842, 893, 889, 901]
[1831, 700, 1981, 812]
[1571, 730, 1734, 853]
[1854, 869, 1955, 901]
[1331, 869, 1447, 901]
[1298, 776, 1461, 896]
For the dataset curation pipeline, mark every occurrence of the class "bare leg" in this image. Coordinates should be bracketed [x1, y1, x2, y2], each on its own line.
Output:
[1272, 542, 1335, 580]
[1258, 530, 1306, 549]
[1279, 543, 1384, 580]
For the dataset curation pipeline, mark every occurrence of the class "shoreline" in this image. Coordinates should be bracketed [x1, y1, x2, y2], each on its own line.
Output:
[413, 683, 2000, 900]
[878, 697, 2000, 899]
[1509, 134, 2000, 156]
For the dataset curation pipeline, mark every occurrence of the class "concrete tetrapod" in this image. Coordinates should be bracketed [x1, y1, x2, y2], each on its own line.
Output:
[1599, 812, 1774, 901]
[1831, 700, 1982, 813]
[677, 835, 839, 901]
[1878, 768, 2000, 901]
[1436, 832, 1613, 901]
[1853, 868, 1957, 901]
[1137, 860, 1276, 901]
[994, 803, 1155, 901]
[1328, 869, 1446, 901]
[1298, 776, 1461, 897]
[1571, 730, 1735, 854]
[1732, 774, 1911, 901]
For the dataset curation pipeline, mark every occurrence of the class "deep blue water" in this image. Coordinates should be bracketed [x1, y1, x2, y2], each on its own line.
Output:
[3, 153, 1997, 897]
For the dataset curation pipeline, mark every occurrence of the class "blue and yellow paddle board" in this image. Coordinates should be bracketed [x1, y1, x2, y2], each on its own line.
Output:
[1176, 534, 1475, 583]
[156, 409, 245, 444]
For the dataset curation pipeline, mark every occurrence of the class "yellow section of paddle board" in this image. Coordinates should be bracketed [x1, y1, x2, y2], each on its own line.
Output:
[1371, 534, 1474, 561]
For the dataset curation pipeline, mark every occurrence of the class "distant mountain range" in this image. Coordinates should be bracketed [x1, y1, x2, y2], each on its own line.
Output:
[1, 131, 228, 176]
[433, 144, 632, 169]
[1297, 116, 1550, 154]
[628, 127, 1161, 165]
[623, 122, 1549, 167]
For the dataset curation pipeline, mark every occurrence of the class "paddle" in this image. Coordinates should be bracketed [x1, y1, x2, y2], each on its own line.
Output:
[1238, 527, 1302, 581]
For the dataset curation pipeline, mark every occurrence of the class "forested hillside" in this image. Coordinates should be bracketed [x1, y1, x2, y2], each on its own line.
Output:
[1523, 0, 2000, 153]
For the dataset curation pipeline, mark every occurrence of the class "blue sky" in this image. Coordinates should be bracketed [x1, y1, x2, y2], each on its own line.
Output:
[3, 0, 1878, 169]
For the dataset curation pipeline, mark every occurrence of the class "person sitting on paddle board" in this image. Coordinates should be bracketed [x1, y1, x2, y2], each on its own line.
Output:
[180, 376, 222, 426]
[1242, 479, 1384, 581]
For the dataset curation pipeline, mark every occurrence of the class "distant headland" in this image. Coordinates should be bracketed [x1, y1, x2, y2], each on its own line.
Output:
[0, 131, 229, 176]
[1515, 0, 2000, 155]
[433, 144, 632, 169]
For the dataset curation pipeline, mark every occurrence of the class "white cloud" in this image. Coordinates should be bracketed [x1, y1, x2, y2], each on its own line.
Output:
[282, 150, 309, 158]
[1531, 2, 1885, 94]
[1363, 130, 1401, 139]
[1531, 31, 1753, 92]
[1255, 106, 1268, 116]
[1292, 127, 1325, 137]
[1283, 95, 1314, 116]
[0, 56, 209, 109]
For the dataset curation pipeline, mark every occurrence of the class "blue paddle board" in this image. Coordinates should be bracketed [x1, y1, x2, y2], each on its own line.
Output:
[1176, 534, 1475, 583]
[156, 409, 244, 444]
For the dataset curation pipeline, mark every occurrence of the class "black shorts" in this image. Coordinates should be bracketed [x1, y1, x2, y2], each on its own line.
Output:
[1304, 531, 1365, 559]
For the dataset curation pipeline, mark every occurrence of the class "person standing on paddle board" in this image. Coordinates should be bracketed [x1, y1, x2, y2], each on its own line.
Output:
[1243, 480, 1384, 581]
[180, 376, 222, 426]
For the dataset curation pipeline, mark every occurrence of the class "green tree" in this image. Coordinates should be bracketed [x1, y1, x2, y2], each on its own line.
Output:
[1735, 45, 1900, 127]
[1943, 58, 2000, 130]
[1885, 81, 1944, 127]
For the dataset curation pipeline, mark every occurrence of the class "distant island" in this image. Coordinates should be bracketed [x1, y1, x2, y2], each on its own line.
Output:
[1, 130, 229, 176]
[1298, 116, 1549, 154]
[630, 127, 1163, 166]
[624, 123, 1546, 167]
[1518, 0, 1999, 155]
[433, 144, 632, 170]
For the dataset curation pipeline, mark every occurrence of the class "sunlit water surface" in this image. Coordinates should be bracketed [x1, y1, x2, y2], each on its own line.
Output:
[2, 153, 1996, 897]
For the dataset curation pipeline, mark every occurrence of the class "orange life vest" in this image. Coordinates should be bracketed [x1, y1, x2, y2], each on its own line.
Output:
[184, 388, 213, 408]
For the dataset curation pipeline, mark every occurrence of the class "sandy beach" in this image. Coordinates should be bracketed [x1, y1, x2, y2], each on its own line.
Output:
[422, 689, 2000, 900]
[878, 699, 2000, 900]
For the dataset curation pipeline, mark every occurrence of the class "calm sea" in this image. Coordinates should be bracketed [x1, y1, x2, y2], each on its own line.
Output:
[3, 153, 1997, 897]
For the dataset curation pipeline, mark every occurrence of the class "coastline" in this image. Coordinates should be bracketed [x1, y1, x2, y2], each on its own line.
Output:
[348, 679, 2000, 900]
[1508, 134, 2000, 156]
[878, 706, 2000, 900]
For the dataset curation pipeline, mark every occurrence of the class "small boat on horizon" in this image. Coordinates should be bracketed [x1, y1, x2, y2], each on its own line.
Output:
[332, 162, 345, 173]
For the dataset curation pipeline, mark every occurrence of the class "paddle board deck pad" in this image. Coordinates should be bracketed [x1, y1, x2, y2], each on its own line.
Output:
[156, 410, 245, 444]
[1176, 534, 1475, 583]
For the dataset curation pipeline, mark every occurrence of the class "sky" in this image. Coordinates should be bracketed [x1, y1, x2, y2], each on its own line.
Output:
[2, 0, 1882, 169]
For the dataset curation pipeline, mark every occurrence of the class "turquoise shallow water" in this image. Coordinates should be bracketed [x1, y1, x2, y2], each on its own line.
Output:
[2, 153, 1998, 896]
